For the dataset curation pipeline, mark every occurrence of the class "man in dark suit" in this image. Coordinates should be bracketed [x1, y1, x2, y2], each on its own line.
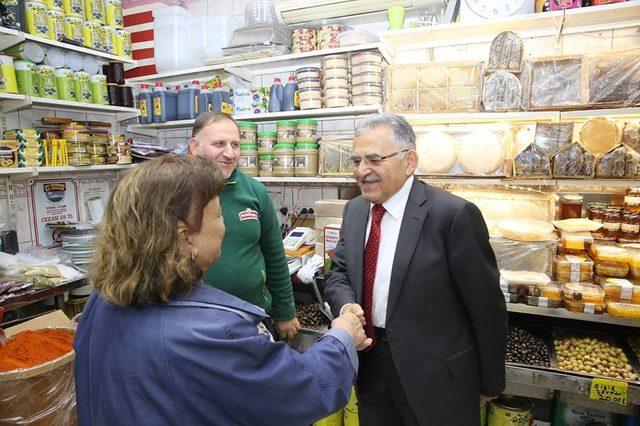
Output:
[324, 114, 508, 425]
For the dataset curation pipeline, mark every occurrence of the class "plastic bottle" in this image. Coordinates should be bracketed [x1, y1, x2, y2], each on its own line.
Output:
[177, 80, 200, 120]
[219, 85, 232, 114]
[198, 85, 212, 115]
[166, 86, 179, 121]
[282, 75, 298, 111]
[138, 83, 152, 124]
[268, 77, 284, 113]
[152, 82, 167, 123]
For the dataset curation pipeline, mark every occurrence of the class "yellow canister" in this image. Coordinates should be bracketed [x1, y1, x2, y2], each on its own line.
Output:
[45, 0, 63, 11]
[104, 0, 123, 28]
[65, 15, 85, 44]
[0, 56, 19, 94]
[114, 29, 131, 59]
[100, 25, 116, 54]
[63, 0, 84, 18]
[488, 396, 531, 426]
[84, 0, 104, 24]
[83, 20, 103, 49]
[47, 9, 66, 41]
[24, 1, 50, 39]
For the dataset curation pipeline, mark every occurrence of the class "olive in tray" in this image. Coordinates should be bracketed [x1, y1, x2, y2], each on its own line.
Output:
[506, 326, 551, 367]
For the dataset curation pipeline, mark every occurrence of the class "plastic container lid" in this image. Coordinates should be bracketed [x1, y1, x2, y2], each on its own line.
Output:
[295, 67, 321, 74]
[501, 270, 551, 286]
[296, 143, 318, 149]
[258, 131, 277, 137]
[561, 282, 605, 304]
[237, 121, 258, 128]
[277, 120, 297, 127]
[259, 154, 274, 159]
[240, 145, 258, 150]
[274, 143, 296, 149]
[296, 119, 318, 126]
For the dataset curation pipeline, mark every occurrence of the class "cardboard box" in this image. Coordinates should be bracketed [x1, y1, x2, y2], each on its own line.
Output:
[5, 309, 71, 337]
[323, 225, 341, 273]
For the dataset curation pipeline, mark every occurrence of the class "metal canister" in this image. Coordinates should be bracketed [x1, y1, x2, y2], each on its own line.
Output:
[63, 0, 84, 18]
[84, 0, 104, 24]
[114, 29, 131, 59]
[35, 64, 57, 98]
[65, 15, 85, 45]
[83, 20, 103, 50]
[104, 0, 122, 28]
[488, 396, 531, 426]
[101, 25, 116, 54]
[73, 71, 91, 102]
[24, 1, 49, 39]
[47, 9, 66, 41]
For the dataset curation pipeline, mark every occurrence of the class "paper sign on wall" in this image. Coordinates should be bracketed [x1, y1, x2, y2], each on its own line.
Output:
[30, 178, 80, 248]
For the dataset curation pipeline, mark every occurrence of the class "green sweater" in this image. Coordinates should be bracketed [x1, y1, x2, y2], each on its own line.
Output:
[203, 170, 295, 321]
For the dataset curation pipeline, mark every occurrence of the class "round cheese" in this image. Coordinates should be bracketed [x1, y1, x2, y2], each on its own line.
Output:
[580, 117, 620, 156]
[415, 131, 456, 174]
[457, 130, 505, 175]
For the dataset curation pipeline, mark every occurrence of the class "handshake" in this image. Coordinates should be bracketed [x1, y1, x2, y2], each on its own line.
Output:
[331, 303, 372, 351]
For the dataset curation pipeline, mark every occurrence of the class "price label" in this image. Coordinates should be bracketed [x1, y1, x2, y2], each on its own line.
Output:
[589, 378, 628, 405]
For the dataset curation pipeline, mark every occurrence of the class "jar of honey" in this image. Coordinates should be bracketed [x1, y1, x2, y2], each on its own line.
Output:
[620, 210, 640, 242]
[625, 187, 640, 213]
[588, 203, 606, 223]
[560, 194, 583, 220]
[602, 207, 622, 241]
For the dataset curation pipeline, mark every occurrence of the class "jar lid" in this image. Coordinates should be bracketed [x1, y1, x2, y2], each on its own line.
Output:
[258, 131, 277, 137]
[352, 71, 384, 78]
[240, 144, 258, 150]
[276, 120, 297, 126]
[274, 143, 296, 149]
[352, 82, 384, 89]
[296, 119, 318, 125]
[296, 143, 318, 149]
[296, 137, 317, 144]
[259, 154, 274, 159]
[297, 87, 322, 93]
[354, 93, 384, 98]
[237, 121, 258, 128]
[295, 67, 321, 73]
[561, 194, 584, 203]
[352, 61, 383, 67]
[323, 54, 348, 61]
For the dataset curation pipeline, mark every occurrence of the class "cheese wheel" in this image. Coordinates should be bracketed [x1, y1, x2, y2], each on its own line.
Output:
[457, 130, 504, 175]
[415, 131, 456, 174]
[580, 117, 620, 156]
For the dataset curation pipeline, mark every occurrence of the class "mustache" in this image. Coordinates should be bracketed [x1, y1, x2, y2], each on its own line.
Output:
[359, 173, 380, 183]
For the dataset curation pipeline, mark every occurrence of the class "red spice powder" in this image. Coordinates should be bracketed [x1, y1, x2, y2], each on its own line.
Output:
[0, 329, 75, 372]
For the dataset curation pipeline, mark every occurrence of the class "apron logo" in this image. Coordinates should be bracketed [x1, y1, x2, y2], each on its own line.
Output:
[239, 209, 259, 221]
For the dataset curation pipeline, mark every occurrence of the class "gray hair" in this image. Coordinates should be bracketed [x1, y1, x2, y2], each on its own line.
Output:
[354, 114, 416, 150]
[192, 112, 238, 138]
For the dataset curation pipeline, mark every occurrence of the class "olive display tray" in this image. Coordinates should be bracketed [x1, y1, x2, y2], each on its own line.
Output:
[550, 327, 640, 384]
[505, 324, 558, 373]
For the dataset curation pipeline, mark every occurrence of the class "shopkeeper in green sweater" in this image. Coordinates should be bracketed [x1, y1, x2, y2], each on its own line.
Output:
[188, 112, 300, 340]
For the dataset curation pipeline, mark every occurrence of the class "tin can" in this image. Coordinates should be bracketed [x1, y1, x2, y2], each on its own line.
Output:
[90, 74, 108, 104]
[0, 55, 18, 94]
[83, 20, 103, 49]
[36, 64, 57, 98]
[488, 395, 531, 426]
[24, 1, 49, 39]
[104, 0, 122, 28]
[114, 29, 131, 59]
[47, 9, 66, 41]
[63, 0, 84, 18]
[45, 0, 63, 11]
[55, 68, 74, 101]
[84, 0, 104, 24]
[15, 60, 36, 96]
[1, 0, 24, 31]
[65, 15, 85, 45]
[73, 71, 91, 102]
[100, 25, 115, 54]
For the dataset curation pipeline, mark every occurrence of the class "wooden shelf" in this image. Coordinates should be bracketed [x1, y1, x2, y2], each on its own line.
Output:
[508, 303, 640, 328]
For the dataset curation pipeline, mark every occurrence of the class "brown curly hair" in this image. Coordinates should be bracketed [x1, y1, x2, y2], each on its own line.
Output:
[91, 155, 225, 306]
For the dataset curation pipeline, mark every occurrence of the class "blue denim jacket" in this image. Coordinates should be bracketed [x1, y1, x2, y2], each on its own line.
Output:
[74, 283, 357, 425]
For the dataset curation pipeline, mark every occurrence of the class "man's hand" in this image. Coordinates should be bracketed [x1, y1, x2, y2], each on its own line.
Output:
[275, 317, 301, 341]
[480, 394, 497, 403]
[340, 303, 366, 326]
[332, 313, 372, 351]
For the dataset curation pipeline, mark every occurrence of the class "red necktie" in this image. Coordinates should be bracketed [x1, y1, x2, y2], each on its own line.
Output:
[363, 204, 386, 348]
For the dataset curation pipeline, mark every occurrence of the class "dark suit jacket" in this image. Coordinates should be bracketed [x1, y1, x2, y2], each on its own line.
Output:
[324, 179, 508, 425]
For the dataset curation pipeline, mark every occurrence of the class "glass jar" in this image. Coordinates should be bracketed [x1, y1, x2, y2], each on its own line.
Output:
[602, 207, 623, 241]
[294, 143, 318, 177]
[625, 187, 640, 213]
[560, 194, 583, 219]
[620, 210, 640, 242]
[259, 154, 274, 177]
[258, 131, 277, 154]
[88, 135, 107, 165]
[274, 143, 296, 177]
[588, 203, 606, 223]
[276, 120, 297, 144]
[238, 145, 258, 177]
[106, 133, 130, 164]
[238, 121, 257, 144]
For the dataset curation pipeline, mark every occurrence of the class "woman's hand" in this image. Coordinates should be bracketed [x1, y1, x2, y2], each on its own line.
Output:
[332, 313, 372, 351]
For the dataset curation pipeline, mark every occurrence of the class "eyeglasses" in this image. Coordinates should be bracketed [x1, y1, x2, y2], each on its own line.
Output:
[348, 149, 410, 167]
[168, 208, 224, 226]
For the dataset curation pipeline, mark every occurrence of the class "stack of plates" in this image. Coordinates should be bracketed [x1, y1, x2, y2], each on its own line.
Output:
[61, 229, 98, 270]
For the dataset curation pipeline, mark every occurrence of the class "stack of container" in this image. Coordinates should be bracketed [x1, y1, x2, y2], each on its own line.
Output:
[350, 51, 384, 106]
[294, 119, 319, 177]
[257, 129, 276, 177]
[274, 120, 296, 177]
[238, 121, 258, 177]
[322, 54, 350, 109]
[295, 67, 322, 110]
[4, 129, 43, 167]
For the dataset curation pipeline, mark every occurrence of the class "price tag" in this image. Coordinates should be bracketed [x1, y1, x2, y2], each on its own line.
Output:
[221, 102, 234, 115]
[589, 378, 628, 405]
[538, 297, 549, 308]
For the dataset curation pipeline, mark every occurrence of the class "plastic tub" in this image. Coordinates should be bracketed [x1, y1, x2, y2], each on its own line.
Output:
[152, 6, 194, 73]
[322, 77, 349, 89]
[276, 120, 297, 143]
[323, 87, 349, 98]
[238, 121, 257, 143]
[65, 16, 85, 45]
[36, 65, 57, 98]
[322, 67, 348, 79]
[350, 51, 384, 66]
[55, 68, 74, 101]
[526, 296, 562, 308]
[554, 254, 593, 283]
[561, 282, 605, 304]
[258, 131, 276, 153]
[0, 56, 18, 94]
[352, 62, 383, 75]
[73, 71, 91, 102]
[238, 145, 258, 177]
[296, 119, 318, 140]
[527, 282, 562, 299]
[47, 9, 66, 41]
[63, 0, 84, 17]
[595, 261, 630, 278]
[352, 83, 383, 96]
[322, 54, 348, 68]
[204, 15, 240, 61]
[297, 77, 322, 90]
[324, 96, 350, 108]
[83, 20, 103, 49]
[598, 277, 640, 304]
[606, 301, 640, 319]
[274, 143, 295, 177]
[259, 153, 274, 176]
[560, 231, 593, 254]
[105, 0, 123, 28]
[563, 298, 605, 314]
[84, 0, 105, 23]
[294, 142, 318, 177]
[24, 1, 49, 39]
[295, 67, 321, 80]
[352, 72, 383, 85]
[298, 88, 322, 110]
[353, 93, 383, 106]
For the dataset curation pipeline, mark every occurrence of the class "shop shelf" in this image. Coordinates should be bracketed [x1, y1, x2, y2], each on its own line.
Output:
[507, 302, 640, 328]
[0, 164, 137, 177]
[403, 111, 560, 124]
[0, 276, 88, 312]
[256, 177, 356, 184]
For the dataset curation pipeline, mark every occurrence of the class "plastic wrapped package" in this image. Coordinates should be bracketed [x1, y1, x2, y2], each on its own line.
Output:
[623, 122, 640, 153]
[513, 144, 552, 178]
[553, 143, 596, 178]
[0, 327, 76, 425]
[498, 218, 555, 242]
[482, 71, 522, 112]
[595, 145, 640, 179]
[413, 124, 512, 177]
[606, 301, 640, 319]
[555, 254, 594, 283]
[527, 295, 562, 308]
[627, 246, 640, 279]
[388, 61, 482, 113]
[595, 261, 630, 278]
[526, 281, 562, 307]
[584, 50, 640, 108]
[554, 219, 603, 233]
[490, 237, 556, 276]
[522, 56, 586, 110]
[564, 298, 606, 314]
[598, 277, 640, 304]
[559, 231, 593, 254]
[487, 31, 524, 73]
[591, 244, 630, 264]
[503, 291, 523, 304]
[561, 282, 605, 304]
[534, 122, 573, 157]
[580, 117, 620, 157]
[318, 137, 353, 176]
[501, 270, 551, 287]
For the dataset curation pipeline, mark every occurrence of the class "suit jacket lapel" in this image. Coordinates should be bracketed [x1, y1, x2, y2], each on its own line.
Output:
[352, 197, 369, 305]
[386, 180, 429, 322]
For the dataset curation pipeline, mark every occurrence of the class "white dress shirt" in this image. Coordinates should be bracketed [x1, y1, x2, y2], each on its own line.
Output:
[365, 176, 414, 328]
